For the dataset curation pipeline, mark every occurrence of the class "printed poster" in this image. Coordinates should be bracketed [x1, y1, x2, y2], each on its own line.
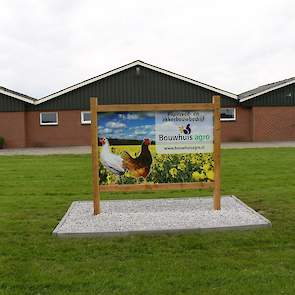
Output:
[98, 111, 214, 185]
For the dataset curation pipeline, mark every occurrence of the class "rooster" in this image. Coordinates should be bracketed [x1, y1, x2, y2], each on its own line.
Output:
[99, 138, 125, 176]
[122, 138, 152, 183]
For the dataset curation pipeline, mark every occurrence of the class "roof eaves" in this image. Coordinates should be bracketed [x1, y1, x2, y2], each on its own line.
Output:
[0, 86, 36, 104]
[136, 61, 238, 99]
[239, 78, 295, 102]
[35, 60, 142, 105]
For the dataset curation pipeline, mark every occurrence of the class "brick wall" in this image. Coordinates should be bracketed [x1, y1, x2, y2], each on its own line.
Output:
[4, 106, 294, 148]
[0, 112, 26, 148]
[25, 107, 252, 147]
[25, 110, 91, 147]
[1, 107, 254, 148]
[253, 106, 295, 141]
[221, 106, 252, 142]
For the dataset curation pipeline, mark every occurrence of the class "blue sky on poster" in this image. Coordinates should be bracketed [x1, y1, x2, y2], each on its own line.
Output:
[0, 0, 294, 97]
[99, 112, 155, 141]
[99, 111, 214, 141]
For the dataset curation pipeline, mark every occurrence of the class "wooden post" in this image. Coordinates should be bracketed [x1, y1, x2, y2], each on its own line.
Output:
[213, 95, 221, 210]
[90, 97, 100, 215]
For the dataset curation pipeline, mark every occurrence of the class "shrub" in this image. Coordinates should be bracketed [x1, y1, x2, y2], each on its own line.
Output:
[0, 136, 4, 149]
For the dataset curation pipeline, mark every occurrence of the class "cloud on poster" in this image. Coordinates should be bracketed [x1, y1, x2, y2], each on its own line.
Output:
[106, 121, 126, 129]
[118, 113, 140, 120]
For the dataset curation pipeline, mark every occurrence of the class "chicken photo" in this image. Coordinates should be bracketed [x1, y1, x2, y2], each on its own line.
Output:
[99, 138, 125, 176]
[122, 138, 152, 183]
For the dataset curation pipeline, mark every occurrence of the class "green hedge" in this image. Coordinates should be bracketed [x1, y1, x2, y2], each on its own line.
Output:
[0, 136, 4, 148]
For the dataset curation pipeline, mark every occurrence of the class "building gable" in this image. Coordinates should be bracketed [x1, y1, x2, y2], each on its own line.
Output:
[29, 61, 237, 111]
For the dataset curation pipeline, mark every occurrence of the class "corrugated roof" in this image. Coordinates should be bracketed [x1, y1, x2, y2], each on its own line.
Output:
[239, 77, 295, 102]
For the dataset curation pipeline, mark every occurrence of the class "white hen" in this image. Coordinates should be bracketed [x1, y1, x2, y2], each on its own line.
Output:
[99, 138, 125, 175]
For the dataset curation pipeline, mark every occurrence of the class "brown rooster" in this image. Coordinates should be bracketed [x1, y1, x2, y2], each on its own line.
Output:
[122, 138, 152, 183]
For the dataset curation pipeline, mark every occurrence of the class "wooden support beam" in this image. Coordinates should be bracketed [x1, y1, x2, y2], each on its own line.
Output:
[91, 97, 100, 215]
[213, 95, 221, 210]
[97, 103, 215, 112]
[100, 182, 214, 192]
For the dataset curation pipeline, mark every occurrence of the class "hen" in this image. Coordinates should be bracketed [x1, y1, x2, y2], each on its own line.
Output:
[99, 138, 125, 176]
[122, 138, 152, 182]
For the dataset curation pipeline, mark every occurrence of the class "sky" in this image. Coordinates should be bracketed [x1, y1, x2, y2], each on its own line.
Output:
[0, 0, 294, 98]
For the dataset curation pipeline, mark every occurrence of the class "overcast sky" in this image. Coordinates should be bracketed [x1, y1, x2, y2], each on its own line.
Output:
[0, 0, 294, 98]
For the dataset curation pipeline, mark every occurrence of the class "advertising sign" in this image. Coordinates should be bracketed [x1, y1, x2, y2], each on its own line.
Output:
[90, 96, 221, 214]
[155, 111, 213, 154]
[98, 110, 214, 185]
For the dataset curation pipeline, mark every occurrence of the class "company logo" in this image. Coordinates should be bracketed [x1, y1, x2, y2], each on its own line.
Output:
[158, 122, 210, 142]
[178, 124, 191, 135]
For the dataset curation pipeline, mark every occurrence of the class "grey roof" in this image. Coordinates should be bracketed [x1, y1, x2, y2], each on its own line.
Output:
[239, 77, 295, 100]
[0, 85, 36, 101]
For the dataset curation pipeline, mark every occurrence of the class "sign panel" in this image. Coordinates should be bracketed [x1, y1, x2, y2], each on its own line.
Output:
[155, 111, 213, 154]
[90, 97, 222, 215]
[98, 110, 214, 185]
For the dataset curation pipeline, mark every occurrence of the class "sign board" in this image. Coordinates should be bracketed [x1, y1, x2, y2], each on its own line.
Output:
[91, 97, 221, 215]
[155, 111, 213, 154]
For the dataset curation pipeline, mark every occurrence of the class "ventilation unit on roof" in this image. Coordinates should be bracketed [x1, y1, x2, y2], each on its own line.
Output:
[136, 66, 141, 76]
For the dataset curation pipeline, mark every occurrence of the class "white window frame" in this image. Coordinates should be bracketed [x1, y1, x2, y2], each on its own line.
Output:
[40, 112, 58, 126]
[81, 111, 91, 125]
[220, 108, 236, 121]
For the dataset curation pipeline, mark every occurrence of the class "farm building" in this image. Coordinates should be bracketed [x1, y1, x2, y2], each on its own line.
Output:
[239, 78, 295, 141]
[0, 60, 294, 148]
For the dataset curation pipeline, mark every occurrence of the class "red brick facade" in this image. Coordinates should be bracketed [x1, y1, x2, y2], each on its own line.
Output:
[1, 106, 294, 148]
[221, 107, 252, 142]
[0, 112, 27, 148]
[24, 108, 254, 146]
[25, 110, 91, 147]
[252, 106, 295, 141]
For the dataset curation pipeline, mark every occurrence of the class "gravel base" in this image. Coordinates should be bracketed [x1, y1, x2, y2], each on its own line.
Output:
[53, 196, 271, 237]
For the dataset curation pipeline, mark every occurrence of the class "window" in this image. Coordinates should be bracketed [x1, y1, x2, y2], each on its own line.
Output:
[220, 108, 236, 121]
[40, 112, 58, 126]
[81, 111, 91, 124]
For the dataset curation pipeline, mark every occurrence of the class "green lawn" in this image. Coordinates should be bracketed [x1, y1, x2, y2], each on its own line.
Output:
[0, 148, 295, 295]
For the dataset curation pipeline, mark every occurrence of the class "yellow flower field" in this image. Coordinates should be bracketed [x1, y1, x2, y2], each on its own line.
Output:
[99, 145, 214, 185]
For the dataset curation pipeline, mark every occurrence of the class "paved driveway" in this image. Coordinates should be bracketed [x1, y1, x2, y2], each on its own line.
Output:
[0, 142, 294, 156]
[221, 141, 295, 149]
[0, 146, 91, 156]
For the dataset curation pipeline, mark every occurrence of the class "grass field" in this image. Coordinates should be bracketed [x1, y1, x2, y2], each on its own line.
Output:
[0, 148, 295, 294]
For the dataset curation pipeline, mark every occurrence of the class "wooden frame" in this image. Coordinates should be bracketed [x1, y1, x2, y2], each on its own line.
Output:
[91, 96, 221, 215]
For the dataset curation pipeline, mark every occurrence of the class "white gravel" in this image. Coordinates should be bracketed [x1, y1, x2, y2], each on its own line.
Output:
[53, 196, 271, 237]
